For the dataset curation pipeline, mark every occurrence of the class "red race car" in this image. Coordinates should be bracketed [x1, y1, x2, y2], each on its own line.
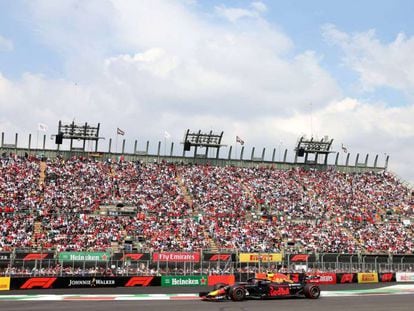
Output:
[199, 276, 321, 301]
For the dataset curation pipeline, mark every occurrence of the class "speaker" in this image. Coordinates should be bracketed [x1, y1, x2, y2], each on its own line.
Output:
[297, 148, 305, 157]
[55, 133, 63, 144]
[184, 141, 191, 151]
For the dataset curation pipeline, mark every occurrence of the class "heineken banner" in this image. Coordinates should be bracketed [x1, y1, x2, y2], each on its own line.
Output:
[153, 252, 200, 262]
[161, 275, 207, 287]
[239, 253, 282, 263]
[58, 252, 110, 262]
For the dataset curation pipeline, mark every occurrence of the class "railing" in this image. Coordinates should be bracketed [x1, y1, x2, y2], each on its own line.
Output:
[0, 130, 390, 172]
[2, 260, 414, 277]
[1, 251, 414, 277]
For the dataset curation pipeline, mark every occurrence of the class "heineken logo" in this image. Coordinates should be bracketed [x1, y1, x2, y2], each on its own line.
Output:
[172, 278, 199, 285]
[58, 252, 110, 262]
[162, 275, 207, 287]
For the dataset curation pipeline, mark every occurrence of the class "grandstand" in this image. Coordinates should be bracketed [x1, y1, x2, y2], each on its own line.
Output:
[0, 128, 413, 276]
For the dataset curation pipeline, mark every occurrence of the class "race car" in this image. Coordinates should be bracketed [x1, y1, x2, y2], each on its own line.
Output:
[199, 276, 321, 301]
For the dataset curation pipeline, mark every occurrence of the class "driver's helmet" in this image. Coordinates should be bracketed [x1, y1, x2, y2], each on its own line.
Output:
[266, 272, 293, 283]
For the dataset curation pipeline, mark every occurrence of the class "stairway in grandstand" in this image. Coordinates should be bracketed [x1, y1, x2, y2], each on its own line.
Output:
[34, 160, 47, 248]
[238, 178, 259, 220]
[175, 172, 220, 250]
[33, 221, 43, 247]
[341, 225, 366, 252]
[34, 221, 42, 234]
[39, 160, 47, 187]
[204, 231, 218, 252]
[175, 174, 195, 215]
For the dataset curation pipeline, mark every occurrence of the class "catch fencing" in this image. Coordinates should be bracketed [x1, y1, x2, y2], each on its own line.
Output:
[1, 250, 414, 277]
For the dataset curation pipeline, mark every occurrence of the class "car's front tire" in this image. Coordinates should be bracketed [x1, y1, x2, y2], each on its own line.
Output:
[230, 286, 246, 301]
[304, 284, 321, 299]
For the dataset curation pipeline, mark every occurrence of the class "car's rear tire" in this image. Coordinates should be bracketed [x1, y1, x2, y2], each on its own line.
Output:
[304, 284, 320, 299]
[213, 282, 228, 290]
[230, 286, 246, 301]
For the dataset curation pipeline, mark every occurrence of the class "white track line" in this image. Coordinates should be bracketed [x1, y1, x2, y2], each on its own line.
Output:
[0, 285, 414, 301]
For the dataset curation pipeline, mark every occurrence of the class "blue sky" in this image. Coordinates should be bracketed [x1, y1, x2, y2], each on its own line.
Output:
[1, 1, 412, 84]
[0, 0, 413, 183]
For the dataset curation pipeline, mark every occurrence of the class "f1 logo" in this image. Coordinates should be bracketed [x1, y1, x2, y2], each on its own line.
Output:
[340, 274, 354, 283]
[125, 276, 154, 287]
[121, 254, 144, 261]
[23, 254, 48, 261]
[209, 254, 231, 261]
[291, 254, 309, 262]
[381, 273, 393, 282]
[21, 278, 56, 289]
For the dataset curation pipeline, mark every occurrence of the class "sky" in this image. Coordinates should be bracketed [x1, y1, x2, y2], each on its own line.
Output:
[0, 0, 413, 184]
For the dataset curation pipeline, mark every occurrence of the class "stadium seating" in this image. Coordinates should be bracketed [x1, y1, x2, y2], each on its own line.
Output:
[0, 155, 412, 254]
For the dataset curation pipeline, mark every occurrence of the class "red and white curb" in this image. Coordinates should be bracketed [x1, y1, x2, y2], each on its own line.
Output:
[0, 285, 413, 301]
[0, 293, 201, 301]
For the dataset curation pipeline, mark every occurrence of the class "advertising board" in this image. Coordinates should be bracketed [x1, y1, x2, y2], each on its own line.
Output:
[357, 273, 379, 283]
[396, 272, 414, 282]
[0, 277, 10, 291]
[153, 252, 200, 262]
[239, 253, 282, 263]
[161, 275, 207, 287]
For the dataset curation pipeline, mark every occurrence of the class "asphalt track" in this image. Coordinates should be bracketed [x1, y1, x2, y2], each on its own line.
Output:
[1, 283, 414, 311]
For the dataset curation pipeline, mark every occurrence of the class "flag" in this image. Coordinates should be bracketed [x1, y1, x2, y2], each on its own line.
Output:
[164, 131, 171, 139]
[38, 123, 48, 132]
[236, 136, 244, 145]
[341, 144, 347, 153]
[117, 128, 125, 136]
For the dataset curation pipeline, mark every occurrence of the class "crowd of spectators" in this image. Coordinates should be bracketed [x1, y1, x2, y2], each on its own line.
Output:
[0, 154, 413, 255]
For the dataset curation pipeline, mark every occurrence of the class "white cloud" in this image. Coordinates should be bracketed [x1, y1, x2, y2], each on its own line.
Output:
[215, 6, 254, 22]
[0, 35, 14, 51]
[323, 24, 414, 95]
[0, 1, 413, 184]
[106, 48, 179, 79]
[215, 1, 267, 22]
[251, 2, 267, 13]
